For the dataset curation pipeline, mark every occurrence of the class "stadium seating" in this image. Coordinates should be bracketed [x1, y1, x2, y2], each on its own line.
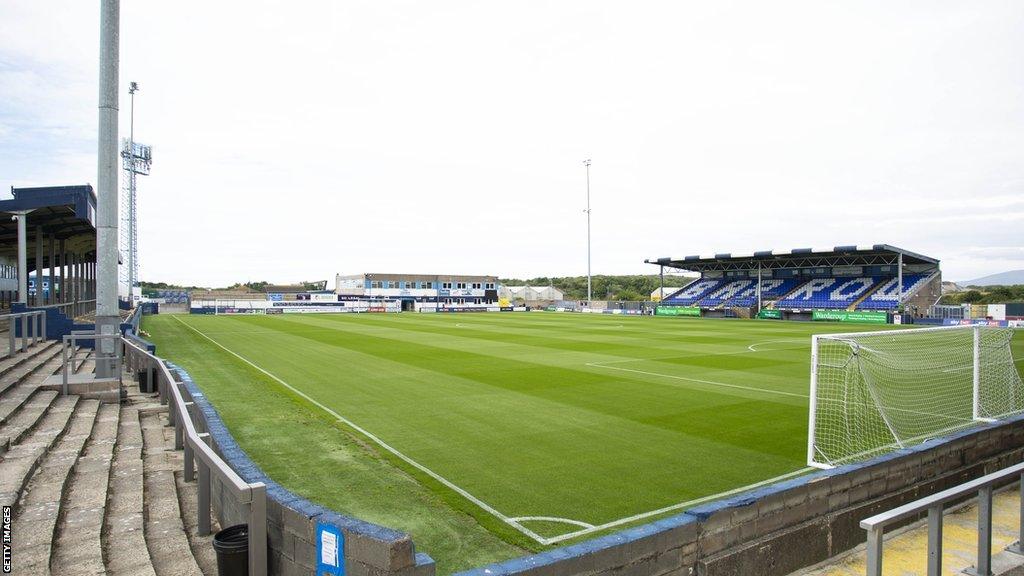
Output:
[775, 277, 881, 310]
[697, 279, 756, 307]
[858, 274, 931, 310]
[662, 278, 726, 305]
[729, 278, 804, 307]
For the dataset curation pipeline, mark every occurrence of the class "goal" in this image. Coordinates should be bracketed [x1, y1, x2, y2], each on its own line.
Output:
[808, 325, 1023, 469]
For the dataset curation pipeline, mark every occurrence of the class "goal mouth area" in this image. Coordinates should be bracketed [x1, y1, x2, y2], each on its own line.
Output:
[807, 324, 1023, 469]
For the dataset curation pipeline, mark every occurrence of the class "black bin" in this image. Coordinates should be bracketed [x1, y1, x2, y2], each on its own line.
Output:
[138, 370, 152, 393]
[213, 524, 249, 576]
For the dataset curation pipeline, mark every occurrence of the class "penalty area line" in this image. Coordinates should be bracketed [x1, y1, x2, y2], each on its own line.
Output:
[169, 316, 553, 545]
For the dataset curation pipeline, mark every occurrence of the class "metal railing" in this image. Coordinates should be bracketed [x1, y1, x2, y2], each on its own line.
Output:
[861, 461, 1024, 576]
[60, 331, 122, 396]
[122, 338, 268, 576]
[5, 310, 46, 355]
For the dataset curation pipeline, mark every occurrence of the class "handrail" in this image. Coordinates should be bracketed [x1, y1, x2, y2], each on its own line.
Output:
[122, 337, 267, 576]
[5, 310, 46, 355]
[61, 332, 122, 395]
[860, 460, 1024, 576]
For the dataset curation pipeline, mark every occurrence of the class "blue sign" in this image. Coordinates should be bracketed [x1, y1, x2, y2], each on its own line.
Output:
[316, 523, 345, 575]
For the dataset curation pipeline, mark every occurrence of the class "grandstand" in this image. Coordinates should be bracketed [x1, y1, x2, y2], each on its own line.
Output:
[647, 245, 942, 319]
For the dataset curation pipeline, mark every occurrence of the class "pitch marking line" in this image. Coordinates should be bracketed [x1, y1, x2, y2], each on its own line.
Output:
[542, 467, 814, 545]
[586, 362, 808, 399]
[170, 316, 554, 545]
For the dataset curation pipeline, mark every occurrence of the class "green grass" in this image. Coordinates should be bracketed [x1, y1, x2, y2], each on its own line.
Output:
[143, 313, 1024, 573]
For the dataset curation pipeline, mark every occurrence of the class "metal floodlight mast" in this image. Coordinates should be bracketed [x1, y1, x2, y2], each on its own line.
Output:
[583, 158, 592, 305]
[121, 80, 151, 302]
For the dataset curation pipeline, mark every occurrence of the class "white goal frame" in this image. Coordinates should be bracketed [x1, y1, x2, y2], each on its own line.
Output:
[807, 324, 1020, 469]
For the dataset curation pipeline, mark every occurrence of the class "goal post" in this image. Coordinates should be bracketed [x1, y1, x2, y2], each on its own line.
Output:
[808, 325, 1022, 469]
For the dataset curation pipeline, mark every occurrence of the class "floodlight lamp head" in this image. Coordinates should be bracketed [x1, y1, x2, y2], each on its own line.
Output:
[129, 82, 139, 94]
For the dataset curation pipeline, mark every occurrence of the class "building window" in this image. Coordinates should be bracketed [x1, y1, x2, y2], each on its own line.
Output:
[371, 281, 383, 289]
[457, 282, 467, 289]
[443, 282, 452, 289]
[472, 283, 481, 289]
[485, 283, 495, 289]
[474, 298, 481, 304]
[424, 282, 433, 289]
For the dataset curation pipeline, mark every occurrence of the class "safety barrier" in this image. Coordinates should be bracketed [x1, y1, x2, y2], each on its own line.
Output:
[861, 460, 1024, 576]
[5, 310, 45, 354]
[60, 331, 122, 395]
[123, 337, 268, 576]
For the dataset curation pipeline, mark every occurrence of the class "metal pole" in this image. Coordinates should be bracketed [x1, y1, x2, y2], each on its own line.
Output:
[96, 0, 120, 378]
[865, 526, 883, 576]
[897, 252, 904, 310]
[48, 235, 55, 306]
[60, 240, 66, 305]
[807, 335, 821, 467]
[757, 263, 763, 313]
[584, 158, 591, 306]
[977, 485, 993, 576]
[659, 265, 664, 304]
[973, 326, 982, 420]
[15, 212, 28, 305]
[34, 226, 43, 307]
[927, 504, 943, 576]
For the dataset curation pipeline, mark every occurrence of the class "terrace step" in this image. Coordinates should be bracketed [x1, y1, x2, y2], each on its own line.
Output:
[0, 340, 59, 387]
[0, 346, 66, 424]
[103, 403, 156, 576]
[9, 399, 101, 575]
[0, 395, 78, 512]
[50, 402, 119, 575]
[140, 405, 204, 576]
[0, 390, 60, 449]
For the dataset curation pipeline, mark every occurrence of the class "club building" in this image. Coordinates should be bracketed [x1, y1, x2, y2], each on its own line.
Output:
[335, 273, 499, 312]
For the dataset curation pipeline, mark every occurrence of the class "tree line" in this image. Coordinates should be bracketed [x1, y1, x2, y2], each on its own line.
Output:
[939, 285, 1024, 305]
[499, 275, 692, 302]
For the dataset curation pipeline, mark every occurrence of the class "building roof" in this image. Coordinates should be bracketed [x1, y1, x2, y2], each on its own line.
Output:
[0, 185, 98, 267]
[646, 244, 939, 272]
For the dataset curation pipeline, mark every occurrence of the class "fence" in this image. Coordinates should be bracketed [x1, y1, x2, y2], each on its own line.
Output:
[861, 460, 1024, 576]
[122, 338, 269, 576]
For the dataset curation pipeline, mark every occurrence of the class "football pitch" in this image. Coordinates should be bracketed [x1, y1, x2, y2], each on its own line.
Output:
[144, 313, 1024, 571]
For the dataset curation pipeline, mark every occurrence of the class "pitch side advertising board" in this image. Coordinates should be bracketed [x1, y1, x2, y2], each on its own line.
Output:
[811, 310, 888, 324]
[655, 306, 701, 317]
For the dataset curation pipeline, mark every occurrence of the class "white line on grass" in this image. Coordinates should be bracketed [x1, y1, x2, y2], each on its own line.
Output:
[542, 467, 814, 545]
[170, 316, 555, 545]
[585, 362, 809, 399]
[509, 516, 595, 529]
[747, 339, 807, 352]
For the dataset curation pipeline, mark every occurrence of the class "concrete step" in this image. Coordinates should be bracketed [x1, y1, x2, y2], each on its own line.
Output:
[0, 395, 78, 512]
[0, 350, 68, 426]
[175, 468, 220, 576]
[140, 410, 204, 576]
[0, 340, 59, 385]
[10, 399, 101, 575]
[0, 390, 60, 450]
[50, 402, 119, 576]
[103, 403, 157, 576]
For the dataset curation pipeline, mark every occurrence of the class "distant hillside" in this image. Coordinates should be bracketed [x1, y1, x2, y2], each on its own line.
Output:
[960, 270, 1024, 287]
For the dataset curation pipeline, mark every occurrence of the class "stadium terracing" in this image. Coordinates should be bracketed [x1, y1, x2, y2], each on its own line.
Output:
[646, 244, 942, 318]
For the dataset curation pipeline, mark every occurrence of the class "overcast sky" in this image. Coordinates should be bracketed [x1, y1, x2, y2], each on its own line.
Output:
[2, 1, 1022, 286]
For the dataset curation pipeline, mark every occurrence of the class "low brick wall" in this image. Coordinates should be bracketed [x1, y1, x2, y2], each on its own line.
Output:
[167, 364, 436, 576]
[155, 353, 1024, 576]
[458, 417, 1024, 576]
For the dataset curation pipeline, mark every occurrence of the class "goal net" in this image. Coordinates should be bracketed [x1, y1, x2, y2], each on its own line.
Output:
[808, 325, 1023, 468]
